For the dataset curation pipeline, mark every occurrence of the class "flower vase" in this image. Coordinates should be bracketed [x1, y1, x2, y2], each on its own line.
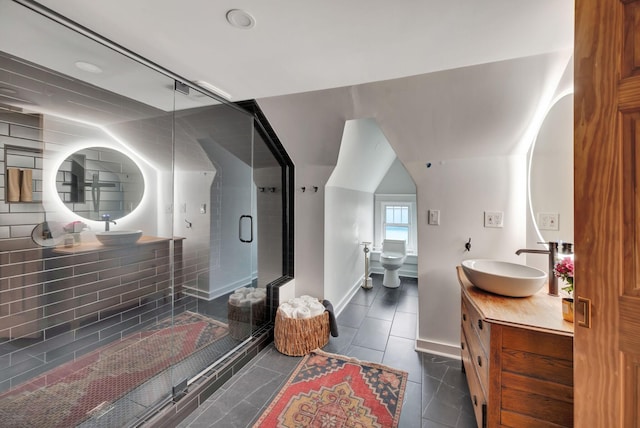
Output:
[562, 297, 574, 323]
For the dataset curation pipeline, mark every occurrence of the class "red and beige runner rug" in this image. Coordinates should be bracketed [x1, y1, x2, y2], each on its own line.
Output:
[254, 349, 408, 428]
[0, 311, 228, 428]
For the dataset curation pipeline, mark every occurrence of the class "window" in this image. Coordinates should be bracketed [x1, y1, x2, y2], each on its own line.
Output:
[384, 205, 410, 242]
[374, 195, 417, 252]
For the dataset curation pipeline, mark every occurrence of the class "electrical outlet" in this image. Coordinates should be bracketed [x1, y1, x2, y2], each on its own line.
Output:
[428, 209, 440, 225]
[484, 211, 504, 228]
[200, 204, 207, 214]
[537, 212, 559, 230]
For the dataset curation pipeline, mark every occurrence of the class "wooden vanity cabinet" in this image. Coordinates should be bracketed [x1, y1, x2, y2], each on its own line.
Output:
[458, 266, 574, 428]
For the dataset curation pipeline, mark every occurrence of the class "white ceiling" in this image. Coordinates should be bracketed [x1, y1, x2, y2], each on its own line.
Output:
[32, 0, 574, 101]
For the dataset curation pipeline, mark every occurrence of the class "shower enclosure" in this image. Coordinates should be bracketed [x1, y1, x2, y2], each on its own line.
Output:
[0, 1, 292, 426]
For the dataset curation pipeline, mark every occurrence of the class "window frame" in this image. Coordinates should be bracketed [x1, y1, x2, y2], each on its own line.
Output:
[374, 194, 417, 253]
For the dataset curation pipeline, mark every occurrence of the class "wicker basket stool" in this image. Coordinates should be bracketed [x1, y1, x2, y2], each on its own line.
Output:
[274, 308, 330, 356]
[228, 300, 266, 340]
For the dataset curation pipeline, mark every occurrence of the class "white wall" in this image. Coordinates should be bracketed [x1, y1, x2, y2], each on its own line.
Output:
[375, 157, 416, 194]
[254, 166, 283, 287]
[407, 155, 526, 355]
[199, 138, 255, 298]
[295, 165, 334, 297]
[324, 187, 373, 312]
[324, 118, 395, 311]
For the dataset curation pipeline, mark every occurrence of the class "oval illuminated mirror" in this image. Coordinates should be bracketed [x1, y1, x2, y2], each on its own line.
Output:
[529, 93, 573, 243]
[56, 147, 144, 221]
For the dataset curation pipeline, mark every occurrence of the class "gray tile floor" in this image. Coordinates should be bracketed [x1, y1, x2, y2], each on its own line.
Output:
[178, 274, 475, 427]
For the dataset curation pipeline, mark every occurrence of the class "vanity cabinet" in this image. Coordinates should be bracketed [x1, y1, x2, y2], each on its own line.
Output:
[458, 266, 574, 428]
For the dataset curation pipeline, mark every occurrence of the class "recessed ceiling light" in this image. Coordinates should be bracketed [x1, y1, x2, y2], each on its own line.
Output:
[74, 61, 103, 74]
[226, 9, 255, 29]
[194, 80, 232, 100]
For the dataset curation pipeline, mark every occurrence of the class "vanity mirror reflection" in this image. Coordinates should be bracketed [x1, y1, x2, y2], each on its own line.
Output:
[529, 93, 574, 243]
[56, 146, 144, 221]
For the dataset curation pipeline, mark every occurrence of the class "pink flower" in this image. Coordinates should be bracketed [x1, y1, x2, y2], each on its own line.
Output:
[554, 257, 574, 295]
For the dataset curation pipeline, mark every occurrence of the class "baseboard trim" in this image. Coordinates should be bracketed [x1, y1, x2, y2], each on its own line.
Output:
[333, 275, 363, 317]
[415, 338, 461, 360]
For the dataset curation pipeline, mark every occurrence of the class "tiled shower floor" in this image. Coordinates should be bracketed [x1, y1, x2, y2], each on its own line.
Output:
[0, 290, 262, 428]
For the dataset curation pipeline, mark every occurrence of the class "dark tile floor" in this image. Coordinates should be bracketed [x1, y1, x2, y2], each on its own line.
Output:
[178, 274, 475, 427]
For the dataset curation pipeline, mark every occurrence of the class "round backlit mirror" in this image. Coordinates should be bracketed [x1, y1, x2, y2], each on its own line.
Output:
[56, 147, 144, 221]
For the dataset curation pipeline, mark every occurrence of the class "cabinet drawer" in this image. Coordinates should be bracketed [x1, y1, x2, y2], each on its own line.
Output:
[462, 294, 491, 353]
[462, 316, 489, 394]
[461, 329, 487, 428]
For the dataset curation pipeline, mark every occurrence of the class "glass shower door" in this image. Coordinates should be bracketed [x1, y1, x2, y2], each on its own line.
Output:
[171, 85, 257, 378]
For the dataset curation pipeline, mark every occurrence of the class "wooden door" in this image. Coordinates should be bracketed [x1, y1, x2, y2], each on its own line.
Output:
[574, 0, 640, 426]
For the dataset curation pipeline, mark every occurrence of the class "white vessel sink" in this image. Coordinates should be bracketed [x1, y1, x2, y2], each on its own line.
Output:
[461, 259, 547, 297]
[95, 230, 143, 246]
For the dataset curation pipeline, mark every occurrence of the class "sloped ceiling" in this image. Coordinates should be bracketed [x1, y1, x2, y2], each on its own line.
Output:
[257, 51, 573, 168]
[326, 118, 396, 193]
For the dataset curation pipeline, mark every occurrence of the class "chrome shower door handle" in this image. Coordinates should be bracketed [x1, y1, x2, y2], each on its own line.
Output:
[239, 215, 253, 243]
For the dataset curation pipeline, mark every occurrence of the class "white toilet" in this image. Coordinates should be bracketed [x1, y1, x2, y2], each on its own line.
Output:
[380, 239, 407, 288]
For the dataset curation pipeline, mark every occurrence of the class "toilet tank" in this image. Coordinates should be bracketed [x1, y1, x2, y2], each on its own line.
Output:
[382, 239, 406, 254]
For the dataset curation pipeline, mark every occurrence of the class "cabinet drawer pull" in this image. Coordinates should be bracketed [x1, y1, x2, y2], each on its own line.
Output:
[461, 342, 465, 350]
[477, 355, 482, 367]
[477, 319, 483, 330]
[473, 395, 478, 406]
[462, 313, 467, 322]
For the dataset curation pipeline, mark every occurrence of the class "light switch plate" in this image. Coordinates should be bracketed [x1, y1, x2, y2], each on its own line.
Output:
[428, 209, 440, 225]
[484, 211, 504, 228]
[200, 204, 207, 214]
[537, 212, 559, 230]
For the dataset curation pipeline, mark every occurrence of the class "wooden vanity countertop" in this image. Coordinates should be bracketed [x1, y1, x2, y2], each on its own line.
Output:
[457, 265, 574, 337]
[53, 235, 184, 254]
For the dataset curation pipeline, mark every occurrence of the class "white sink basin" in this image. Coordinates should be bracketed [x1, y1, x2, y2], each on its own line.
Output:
[461, 259, 547, 297]
[95, 230, 143, 246]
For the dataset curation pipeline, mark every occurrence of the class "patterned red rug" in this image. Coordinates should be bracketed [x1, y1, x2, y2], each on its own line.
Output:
[0, 311, 228, 428]
[254, 349, 408, 428]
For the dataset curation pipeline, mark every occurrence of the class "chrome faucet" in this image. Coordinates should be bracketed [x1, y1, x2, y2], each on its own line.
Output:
[516, 242, 558, 296]
[101, 214, 116, 231]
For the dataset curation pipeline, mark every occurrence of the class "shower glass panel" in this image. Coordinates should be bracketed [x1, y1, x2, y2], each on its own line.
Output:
[0, 1, 255, 426]
[172, 85, 259, 363]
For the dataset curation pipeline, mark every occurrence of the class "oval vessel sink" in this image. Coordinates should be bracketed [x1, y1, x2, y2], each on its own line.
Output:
[95, 230, 142, 246]
[461, 259, 547, 297]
